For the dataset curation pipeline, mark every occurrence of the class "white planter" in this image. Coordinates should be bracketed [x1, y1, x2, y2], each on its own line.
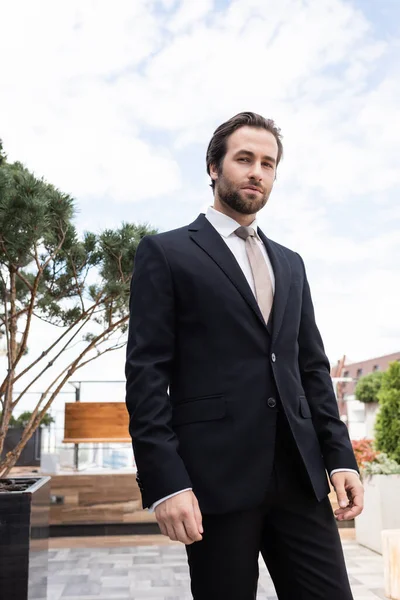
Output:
[364, 402, 379, 438]
[356, 474, 400, 554]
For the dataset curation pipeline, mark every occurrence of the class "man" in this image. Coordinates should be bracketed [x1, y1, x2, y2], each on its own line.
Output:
[125, 112, 364, 599]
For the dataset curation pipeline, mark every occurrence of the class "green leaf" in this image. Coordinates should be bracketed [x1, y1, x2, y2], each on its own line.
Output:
[374, 361, 400, 464]
[355, 371, 384, 403]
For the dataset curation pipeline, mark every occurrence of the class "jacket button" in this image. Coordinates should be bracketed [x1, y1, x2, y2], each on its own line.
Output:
[271, 353, 276, 362]
[267, 397, 277, 408]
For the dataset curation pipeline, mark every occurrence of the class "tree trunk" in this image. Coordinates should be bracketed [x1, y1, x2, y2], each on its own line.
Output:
[0, 268, 17, 457]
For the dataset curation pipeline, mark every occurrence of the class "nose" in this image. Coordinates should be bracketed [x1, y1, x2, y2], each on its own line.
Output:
[247, 161, 263, 181]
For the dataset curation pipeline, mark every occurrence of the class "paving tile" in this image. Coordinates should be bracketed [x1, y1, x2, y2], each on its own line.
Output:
[351, 585, 381, 598]
[62, 581, 102, 596]
[101, 588, 131, 598]
[370, 590, 387, 600]
[51, 574, 89, 584]
[101, 568, 130, 577]
[101, 576, 131, 588]
[61, 597, 123, 600]
[47, 538, 384, 599]
[109, 547, 135, 554]
[353, 571, 385, 583]
[129, 581, 153, 591]
[46, 583, 65, 600]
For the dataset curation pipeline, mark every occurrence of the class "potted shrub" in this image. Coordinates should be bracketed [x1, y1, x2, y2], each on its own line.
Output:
[354, 362, 400, 553]
[355, 370, 384, 437]
[0, 476, 51, 599]
[0, 411, 54, 467]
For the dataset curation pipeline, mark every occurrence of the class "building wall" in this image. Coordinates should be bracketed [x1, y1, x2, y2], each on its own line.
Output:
[332, 351, 400, 440]
[339, 351, 400, 398]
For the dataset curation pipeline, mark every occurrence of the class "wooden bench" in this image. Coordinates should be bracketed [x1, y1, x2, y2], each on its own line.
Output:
[63, 401, 131, 444]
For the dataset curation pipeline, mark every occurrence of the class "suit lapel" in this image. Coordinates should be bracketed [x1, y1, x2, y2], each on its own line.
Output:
[257, 229, 292, 344]
[189, 214, 267, 330]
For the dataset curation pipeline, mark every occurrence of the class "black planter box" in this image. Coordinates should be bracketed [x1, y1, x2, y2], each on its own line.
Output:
[1, 428, 42, 467]
[0, 476, 50, 600]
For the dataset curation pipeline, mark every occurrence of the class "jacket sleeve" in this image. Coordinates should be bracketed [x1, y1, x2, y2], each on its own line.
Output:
[125, 235, 192, 508]
[296, 253, 359, 475]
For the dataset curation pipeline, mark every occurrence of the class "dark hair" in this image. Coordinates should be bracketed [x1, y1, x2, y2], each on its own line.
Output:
[206, 112, 283, 190]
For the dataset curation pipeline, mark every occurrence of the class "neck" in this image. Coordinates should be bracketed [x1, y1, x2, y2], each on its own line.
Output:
[213, 197, 256, 227]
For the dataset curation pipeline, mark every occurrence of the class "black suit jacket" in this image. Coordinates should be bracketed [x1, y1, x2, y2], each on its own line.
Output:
[125, 213, 358, 513]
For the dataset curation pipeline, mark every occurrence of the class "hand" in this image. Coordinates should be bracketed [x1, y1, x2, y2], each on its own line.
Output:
[155, 490, 203, 545]
[331, 472, 364, 521]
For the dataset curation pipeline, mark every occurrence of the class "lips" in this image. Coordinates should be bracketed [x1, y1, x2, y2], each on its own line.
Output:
[242, 186, 262, 194]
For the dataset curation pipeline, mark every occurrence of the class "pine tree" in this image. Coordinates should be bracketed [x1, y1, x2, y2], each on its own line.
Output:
[0, 146, 157, 476]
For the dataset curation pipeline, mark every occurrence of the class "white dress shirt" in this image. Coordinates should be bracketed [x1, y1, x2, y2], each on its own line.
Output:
[148, 206, 356, 512]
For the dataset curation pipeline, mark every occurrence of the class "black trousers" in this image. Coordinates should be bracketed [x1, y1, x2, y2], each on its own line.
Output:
[185, 411, 353, 600]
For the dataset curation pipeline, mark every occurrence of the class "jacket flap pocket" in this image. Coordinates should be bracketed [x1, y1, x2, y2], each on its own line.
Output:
[299, 395, 312, 418]
[172, 396, 226, 426]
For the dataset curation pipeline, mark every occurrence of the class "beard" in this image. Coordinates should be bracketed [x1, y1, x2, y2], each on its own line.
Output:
[216, 172, 271, 215]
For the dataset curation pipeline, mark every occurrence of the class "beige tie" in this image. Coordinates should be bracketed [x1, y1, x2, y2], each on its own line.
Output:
[235, 226, 273, 324]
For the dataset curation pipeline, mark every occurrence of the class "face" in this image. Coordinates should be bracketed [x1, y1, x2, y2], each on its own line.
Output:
[210, 126, 278, 216]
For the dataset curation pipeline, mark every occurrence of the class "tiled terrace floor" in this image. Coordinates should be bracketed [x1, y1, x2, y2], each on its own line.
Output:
[47, 531, 386, 600]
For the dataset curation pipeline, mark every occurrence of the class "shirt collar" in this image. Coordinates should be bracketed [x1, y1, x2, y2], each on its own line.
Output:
[205, 206, 259, 239]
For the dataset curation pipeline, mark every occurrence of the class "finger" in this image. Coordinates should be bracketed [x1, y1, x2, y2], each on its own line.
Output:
[336, 504, 362, 520]
[350, 489, 364, 510]
[335, 504, 351, 517]
[337, 487, 363, 513]
[335, 498, 359, 519]
[165, 522, 178, 542]
[183, 513, 203, 543]
[335, 485, 349, 509]
[157, 519, 168, 537]
[346, 505, 363, 519]
[192, 496, 203, 535]
[173, 521, 193, 545]
[334, 502, 352, 515]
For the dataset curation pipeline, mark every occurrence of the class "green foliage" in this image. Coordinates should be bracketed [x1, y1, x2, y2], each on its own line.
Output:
[0, 142, 157, 475]
[361, 452, 400, 478]
[1, 411, 54, 428]
[98, 222, 157, 324]
[352, 438, 400, 479]
[375, 361, 400, 464]
[0, 159, 155, 329]
[0, 161, 75, 267]
[355, 371, 384, 403]
[0, 139, 6, 165]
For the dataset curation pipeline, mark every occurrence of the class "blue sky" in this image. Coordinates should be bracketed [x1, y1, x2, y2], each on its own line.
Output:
[350, 0, 400, 37]
[1, 0, 399, 391]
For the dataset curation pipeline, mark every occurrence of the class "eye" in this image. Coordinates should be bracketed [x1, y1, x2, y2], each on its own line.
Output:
[263, 162, 273, 169]
[238, 157, 249, 162]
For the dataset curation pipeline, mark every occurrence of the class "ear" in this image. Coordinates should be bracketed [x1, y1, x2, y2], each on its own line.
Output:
[209, 163, 219, 182]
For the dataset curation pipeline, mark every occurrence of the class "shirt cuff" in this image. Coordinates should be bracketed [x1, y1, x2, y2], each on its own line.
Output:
[148, 488, 192, 513]
[329, 468, 359, 479]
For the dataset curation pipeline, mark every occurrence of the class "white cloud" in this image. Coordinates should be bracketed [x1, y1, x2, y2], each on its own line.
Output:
[0, 0, 182, 202]
[167, 0, 214, 33]
[1, 0, 399, 366]
[312, 266, 400, 362]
